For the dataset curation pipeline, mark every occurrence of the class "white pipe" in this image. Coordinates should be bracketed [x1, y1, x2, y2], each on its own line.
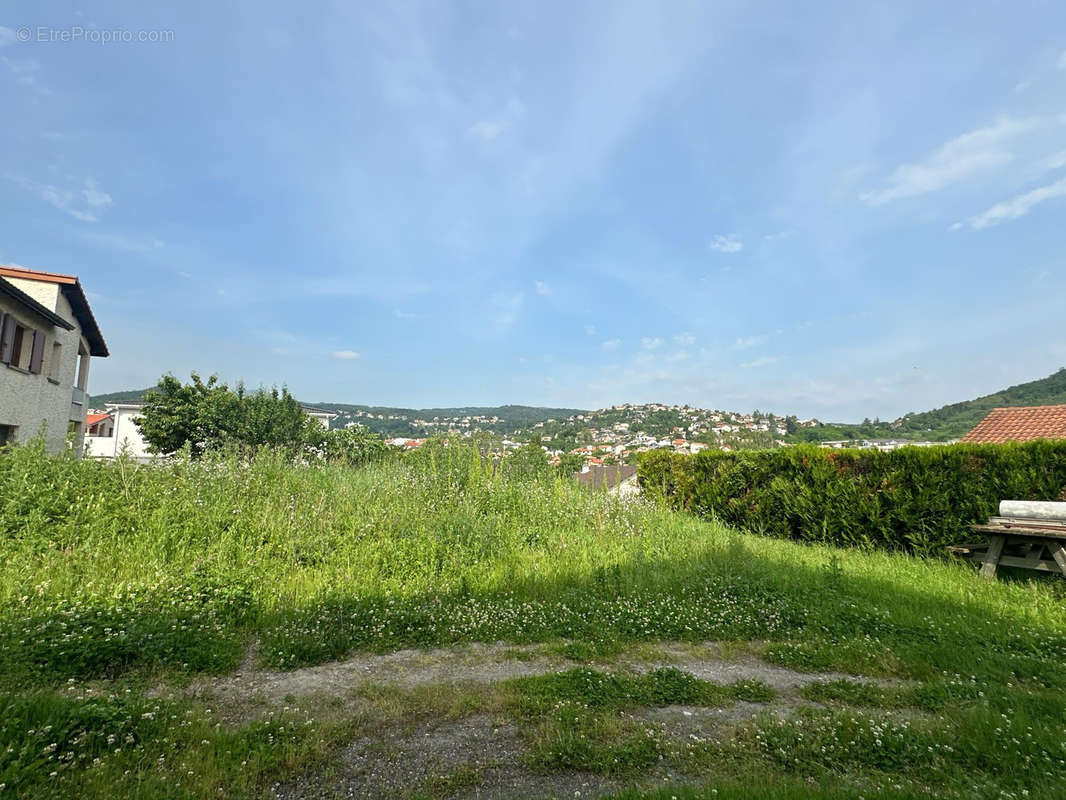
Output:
[999, 500, 1066, 520]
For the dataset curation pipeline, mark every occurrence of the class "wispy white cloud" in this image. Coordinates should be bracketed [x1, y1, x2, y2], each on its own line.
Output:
[584, 324, 597, 337]
[394, 309, 418, 320]
[437, 218, 483, 260]
[467, 98, 525, 143]
[601, 338, 622, 351]
[710, 234, 743, 253]
[331, 350, 361, 360]
[81, 231, 164, 253]
[534, 280, 553, 296]
[1040, 150, 1066, 171]
[860, 117, 1038, 205]
[740, 355, 779, 368]
[303, 276, 430, 299]
[487, 291, 524, 331]
[468, 119, 507, 142]
[10, 176, 113, 222]
[640, 336, 664, 349]
[2, 55, 50, 96]
[954, 175, 1066, 230]
[763, 230, 793, 242]
[734, 334, 766, 350]
[673, 332, 696, 346]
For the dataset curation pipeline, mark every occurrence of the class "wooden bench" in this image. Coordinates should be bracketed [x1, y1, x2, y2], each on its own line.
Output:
[951, 501, 1066, 579]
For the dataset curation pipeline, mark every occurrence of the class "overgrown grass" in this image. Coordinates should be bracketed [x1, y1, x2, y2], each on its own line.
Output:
[0, 689, 344, 799]
[511, 667, 774, 713]
[3, 441, 1066, 797]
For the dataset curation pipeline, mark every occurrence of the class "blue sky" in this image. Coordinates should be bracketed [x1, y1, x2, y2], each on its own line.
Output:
[1, 2, 1065, 420]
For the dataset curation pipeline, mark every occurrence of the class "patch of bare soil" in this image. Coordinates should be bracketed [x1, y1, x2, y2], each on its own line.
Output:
[183, 642, 567, 716]
[272, 713, 621, 800]
[186, 640, 863, 716]
[177, 640, 880, 799]
[623, 642, 867, 691]
[635, 698, 818, 748]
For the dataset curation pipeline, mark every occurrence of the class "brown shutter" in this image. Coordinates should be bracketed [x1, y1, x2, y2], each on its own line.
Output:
[0, 314, 14, 364]
[29, 330, 45, 374]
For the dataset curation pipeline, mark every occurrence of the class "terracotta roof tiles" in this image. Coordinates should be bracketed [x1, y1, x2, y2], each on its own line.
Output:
[960, 405, 1066, 444]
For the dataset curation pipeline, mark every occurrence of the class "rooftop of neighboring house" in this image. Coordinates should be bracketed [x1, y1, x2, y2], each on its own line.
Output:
[301, 404, 339, 417]
[574, 464, 638, 489]
[960, 405, 1066, 444]
[0, 265, 108, 356]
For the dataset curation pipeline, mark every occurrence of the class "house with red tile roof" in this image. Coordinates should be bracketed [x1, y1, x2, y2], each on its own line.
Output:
[0, 265, 108, 453]
[960, 405, 1066, 444]
[86, 411, 113, 437]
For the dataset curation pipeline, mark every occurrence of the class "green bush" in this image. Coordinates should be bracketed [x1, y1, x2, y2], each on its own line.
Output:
[637, 442, 1066, 553]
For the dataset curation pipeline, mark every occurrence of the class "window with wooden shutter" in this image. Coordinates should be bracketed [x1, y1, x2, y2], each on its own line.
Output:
[0, 313, 13, 364]
[29, 330, 45, 374]
[9, 325, 25, 368]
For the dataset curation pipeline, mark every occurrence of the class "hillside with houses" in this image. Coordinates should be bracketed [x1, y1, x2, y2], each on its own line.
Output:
[91, 370, 1066, 466]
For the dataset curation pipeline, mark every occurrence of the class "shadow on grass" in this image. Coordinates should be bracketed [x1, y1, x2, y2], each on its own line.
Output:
[4, 532, 1065, 688]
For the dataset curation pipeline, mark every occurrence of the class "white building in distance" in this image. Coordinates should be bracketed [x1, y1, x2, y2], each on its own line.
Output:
[85, 402, 338, 459]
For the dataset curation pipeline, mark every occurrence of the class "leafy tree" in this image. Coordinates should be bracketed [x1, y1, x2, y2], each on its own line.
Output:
[320, 424, 390, 465]
[138, 372, 325, 457]
[503, 437, 552, 481]
[138, 373, 238, 456]
[232, 383, 314, 450]
[555, 452, 585, 477]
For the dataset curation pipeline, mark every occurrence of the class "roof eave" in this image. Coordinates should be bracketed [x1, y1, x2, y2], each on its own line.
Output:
[0, 276, 76, 331]
[60, 280, 109, 357]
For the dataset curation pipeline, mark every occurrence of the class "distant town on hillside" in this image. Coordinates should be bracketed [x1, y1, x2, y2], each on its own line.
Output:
[90, 368, 1066, 456]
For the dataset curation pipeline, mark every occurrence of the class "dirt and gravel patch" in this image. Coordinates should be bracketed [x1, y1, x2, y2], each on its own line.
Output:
[184, 639, 865, 714]
[173, 640, 880, 798]
[623, 641, 867, 691]
[272, 713, 622, 800]
[183, 642, 568, 716]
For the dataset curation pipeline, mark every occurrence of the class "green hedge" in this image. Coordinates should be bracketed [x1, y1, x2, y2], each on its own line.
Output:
[637, 442, 1066, 553]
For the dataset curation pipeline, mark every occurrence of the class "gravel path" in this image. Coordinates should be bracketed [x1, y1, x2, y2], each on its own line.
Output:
[189, 640, 862, 710]
[176, 640, 876, 799]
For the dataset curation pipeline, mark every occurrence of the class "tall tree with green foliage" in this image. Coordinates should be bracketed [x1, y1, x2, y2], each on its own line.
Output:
[138, 373, 316, 456]
[503, 436, 552, 481]
[554, 452, 586, 478]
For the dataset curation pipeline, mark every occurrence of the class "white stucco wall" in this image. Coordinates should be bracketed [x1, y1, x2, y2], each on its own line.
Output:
[0, 283, 87, 453]
[85, 407, 338, 460]
[307, 411, 334, 429]
[84, 404, 153, 461]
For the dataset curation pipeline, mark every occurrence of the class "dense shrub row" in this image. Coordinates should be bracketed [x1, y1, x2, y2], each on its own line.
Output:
[637, 441, 1066, 553]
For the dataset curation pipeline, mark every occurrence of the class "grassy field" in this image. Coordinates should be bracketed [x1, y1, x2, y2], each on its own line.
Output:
[2, 441, 1066, 799]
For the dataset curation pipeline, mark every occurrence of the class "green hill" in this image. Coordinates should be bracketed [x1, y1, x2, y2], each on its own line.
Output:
[790, 367, 1066, 443]
[93, 367, 1066, 442]
[88, 388, 155, 407]
[892, 367, 1066, 439]
[310, 403, 586, 435]
[88, 389, 584, 435]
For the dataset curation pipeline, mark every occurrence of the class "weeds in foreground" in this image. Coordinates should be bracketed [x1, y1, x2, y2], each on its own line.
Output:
[3, 444, 1066, 798]
[511, 667, 774, 714]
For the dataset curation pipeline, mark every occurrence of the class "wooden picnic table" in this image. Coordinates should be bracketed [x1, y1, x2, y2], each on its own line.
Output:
[952, 501, 1066, 579]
